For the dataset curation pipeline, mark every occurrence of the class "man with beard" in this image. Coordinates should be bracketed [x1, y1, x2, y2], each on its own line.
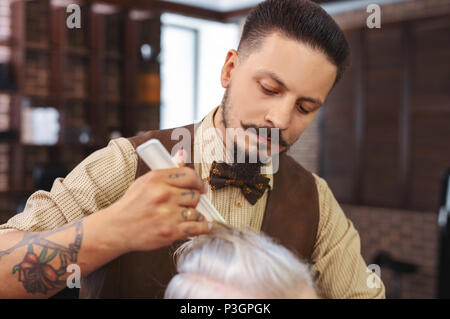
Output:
[0, 0, 384, 298]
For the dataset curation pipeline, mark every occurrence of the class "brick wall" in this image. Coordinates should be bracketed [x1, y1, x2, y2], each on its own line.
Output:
[344, 205, 439, 299]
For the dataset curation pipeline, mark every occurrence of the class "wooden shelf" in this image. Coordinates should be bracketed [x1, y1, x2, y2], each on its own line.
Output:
[0, 38, 10, 46]
[23, 94, 92, 104]
[62, 94, 90, 102]
[66, 46, 90, 57]
[25, 43, 92, 57]
[0, 89, 17, 95]
[0, 130, 18, 140]
[25, 41, 50, 52]
[104, 96, 123, 103]
[138, 102, 161, 107]
[21, 141, 103, 149]
[1, 0, 161, 205]
[0, 190, 31, 197]
[22, 93, 51, 100]
[104, 51, 123, 60]
[23, 45, 126, 60]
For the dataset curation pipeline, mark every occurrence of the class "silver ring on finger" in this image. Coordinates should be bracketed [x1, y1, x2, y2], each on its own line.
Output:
[181, 208, 193, 221]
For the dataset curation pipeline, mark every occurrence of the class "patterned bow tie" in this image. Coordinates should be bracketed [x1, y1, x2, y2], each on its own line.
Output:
[207, 161, 271, 205]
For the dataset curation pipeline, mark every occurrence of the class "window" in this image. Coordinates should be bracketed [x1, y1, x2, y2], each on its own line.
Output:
[160, 13, 240, 129]
[21, 103, 60, 146]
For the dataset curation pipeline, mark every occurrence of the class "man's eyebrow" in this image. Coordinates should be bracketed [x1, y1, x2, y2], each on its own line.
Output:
[297, 96, 323, 107]
[259, 70, 288, 90]
[256, 70, 324, 107]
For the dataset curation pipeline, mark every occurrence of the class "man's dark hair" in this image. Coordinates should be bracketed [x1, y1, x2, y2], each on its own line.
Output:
[238, 0, 350, 86]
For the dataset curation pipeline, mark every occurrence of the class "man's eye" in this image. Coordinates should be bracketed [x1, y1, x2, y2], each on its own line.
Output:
[260, 84, 276, 95]
[297, 104, 310, 115]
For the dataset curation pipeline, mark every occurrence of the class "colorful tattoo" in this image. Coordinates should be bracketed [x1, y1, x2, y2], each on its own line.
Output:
[0, 220, 83, 295]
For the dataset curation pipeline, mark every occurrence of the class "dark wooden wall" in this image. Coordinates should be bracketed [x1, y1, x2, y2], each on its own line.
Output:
[320, 14, 450, 212]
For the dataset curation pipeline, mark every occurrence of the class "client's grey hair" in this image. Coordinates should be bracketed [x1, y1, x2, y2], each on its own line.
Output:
[164, 223, 318, 299]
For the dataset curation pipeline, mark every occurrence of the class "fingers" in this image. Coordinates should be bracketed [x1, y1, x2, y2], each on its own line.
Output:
[177, 221, 212, 238]
[149, 166, 207, 194]
[178, 208, 205, 223]
[172, 149, 187, 167]
[175, 188, 201, 207]
[148, 183, 202, 208]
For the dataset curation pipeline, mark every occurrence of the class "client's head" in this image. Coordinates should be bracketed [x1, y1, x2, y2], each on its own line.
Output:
[164, 223, 318, 299]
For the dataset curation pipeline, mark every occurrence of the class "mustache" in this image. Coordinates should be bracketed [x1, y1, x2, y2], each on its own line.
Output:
[240, 122, 289, 147]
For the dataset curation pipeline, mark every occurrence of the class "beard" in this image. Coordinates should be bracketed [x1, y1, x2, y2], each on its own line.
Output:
[219, 86, 260, 168]
[219, 84, 292, 169]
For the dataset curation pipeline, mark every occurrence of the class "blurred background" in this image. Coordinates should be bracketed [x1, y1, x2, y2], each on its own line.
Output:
[0, 0, 448, 299]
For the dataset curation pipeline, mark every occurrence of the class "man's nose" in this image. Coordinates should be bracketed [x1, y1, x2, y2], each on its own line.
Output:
[264, 100, 293, 130]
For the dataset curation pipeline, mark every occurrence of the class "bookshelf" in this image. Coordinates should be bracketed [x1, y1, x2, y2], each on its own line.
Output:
[0, 0, 162, 222]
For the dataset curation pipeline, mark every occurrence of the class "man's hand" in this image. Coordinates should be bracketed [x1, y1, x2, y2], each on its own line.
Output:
[0, 150, 211, 298]
[106, 150, 211, 253]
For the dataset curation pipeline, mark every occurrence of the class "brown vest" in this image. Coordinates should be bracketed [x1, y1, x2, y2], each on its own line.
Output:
[79, 123, 319, 298]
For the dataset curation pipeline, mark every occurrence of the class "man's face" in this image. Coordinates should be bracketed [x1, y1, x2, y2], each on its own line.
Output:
[216, 32, 337, 158]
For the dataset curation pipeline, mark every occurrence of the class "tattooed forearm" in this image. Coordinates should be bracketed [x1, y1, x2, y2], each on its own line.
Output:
[0, 221, 82, 261]
[0, 220, 84, 295]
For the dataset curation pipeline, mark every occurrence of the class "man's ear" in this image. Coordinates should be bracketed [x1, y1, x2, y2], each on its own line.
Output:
[220, 49, 239, 89]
